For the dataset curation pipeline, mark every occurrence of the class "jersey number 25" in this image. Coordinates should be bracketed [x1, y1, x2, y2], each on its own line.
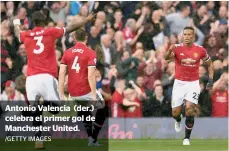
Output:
[71, 56, 80, 73]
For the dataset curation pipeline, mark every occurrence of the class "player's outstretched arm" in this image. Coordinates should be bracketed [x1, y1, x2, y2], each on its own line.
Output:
[164, 44, 176, 60]
[88, 67, 97, 101]
[65, 13, 95, 34]
[58, 64, 67, 100]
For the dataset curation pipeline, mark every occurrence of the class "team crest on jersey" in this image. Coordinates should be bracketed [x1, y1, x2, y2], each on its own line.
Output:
[193, 52, 198, 58]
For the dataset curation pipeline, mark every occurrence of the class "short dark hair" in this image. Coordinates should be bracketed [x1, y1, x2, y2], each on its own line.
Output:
[183, 26, 194, 32]
[32, 11, 45, 26]
[75, 28, 87, 42]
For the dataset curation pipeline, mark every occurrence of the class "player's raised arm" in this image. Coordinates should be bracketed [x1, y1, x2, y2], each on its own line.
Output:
[65, 13, 95, 34]
[164, 44, 176, 60]
[58, 64, 68, 100]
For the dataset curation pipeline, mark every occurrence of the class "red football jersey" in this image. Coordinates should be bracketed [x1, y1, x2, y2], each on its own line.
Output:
[20, 27, 65, 77]
[61, 42, 96, 96]
[211, 90, 228, 117]
[173, 43, 210, 81]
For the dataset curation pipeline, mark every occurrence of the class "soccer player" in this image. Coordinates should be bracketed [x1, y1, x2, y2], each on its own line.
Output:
[58, 28, 106, 146]
[164, 26, 214, 145]
[13, 11, 94, 149]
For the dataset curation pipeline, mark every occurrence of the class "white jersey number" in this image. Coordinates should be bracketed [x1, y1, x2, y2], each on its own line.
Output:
[71, 56, 80, 73]
[33, 36, 44, 54]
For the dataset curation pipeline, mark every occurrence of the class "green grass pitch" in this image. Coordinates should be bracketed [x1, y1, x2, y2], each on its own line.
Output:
[0, 139, 227, 151]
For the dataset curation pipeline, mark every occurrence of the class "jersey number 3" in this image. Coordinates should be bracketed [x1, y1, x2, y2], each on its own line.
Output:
[33, 36, 44, 54]
[71, 56, 80, 73]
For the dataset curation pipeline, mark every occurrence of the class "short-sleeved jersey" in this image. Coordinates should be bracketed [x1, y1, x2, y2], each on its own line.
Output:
[173, 43, 210, 81]
[20, 27, 65, 78]
[61, 42, 96, 96]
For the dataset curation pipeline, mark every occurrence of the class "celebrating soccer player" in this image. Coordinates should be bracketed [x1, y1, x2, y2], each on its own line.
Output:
[58, 28, 106, 146]
[164, 26, 214, 145]
[13, 11, 95, 149]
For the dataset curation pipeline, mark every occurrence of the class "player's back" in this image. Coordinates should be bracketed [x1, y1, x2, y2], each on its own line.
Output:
[61, 42, 96, 97]
[20, 27, 65, 78]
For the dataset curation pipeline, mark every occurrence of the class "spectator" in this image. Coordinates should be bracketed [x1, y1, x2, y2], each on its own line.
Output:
[213, 59, 223, 81]
[193, 5, 211, 35]
[87, 26, 100, 50]
[162, 61, 175, 97]
[15, 7, 29, 30]
[15, 64, 27, 100]
[123, 80, 144, 118]
[1, 45, 9, 91]
[113, 9, 124, 31]
[140, 8, 168, 50]
[122, 18, 144, 48]
[165, 4, 191, 35]
[79, 4, 89, 17]
[206, 1, 217, 20]
[17, 44, 27, 65]
[199, 65, 208, 82]
[211, 72, 228, 117]
[218, 5, 228, 21]
[1, 80, 25, 101]
[198, 79, 212, 117]
[151, 85, 172, 117]
[138, 54, 162, 91]
[204, 35, 224, 58]
[111, 78, 126, 118]
[136, 75, 154, 117]
[99, 34, 116, 78]
[6, 2, 15, 19]
[49, 2, 69, 23]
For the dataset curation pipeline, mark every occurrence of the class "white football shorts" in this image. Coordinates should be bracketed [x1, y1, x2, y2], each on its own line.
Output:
[26, 73, 60, 106]
[171, 79, 200, 108]
[70, 90, 105, 109]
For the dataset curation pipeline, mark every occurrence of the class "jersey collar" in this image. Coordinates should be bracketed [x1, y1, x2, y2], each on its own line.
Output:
[32, 26, 44, 31]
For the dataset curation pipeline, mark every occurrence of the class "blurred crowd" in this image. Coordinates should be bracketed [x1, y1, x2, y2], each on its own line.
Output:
[1, 1, 228, 118]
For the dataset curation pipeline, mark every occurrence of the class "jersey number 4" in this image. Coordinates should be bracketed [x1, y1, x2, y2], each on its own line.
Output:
[71, 56, 80, 73]
[33, 36, 44, 54]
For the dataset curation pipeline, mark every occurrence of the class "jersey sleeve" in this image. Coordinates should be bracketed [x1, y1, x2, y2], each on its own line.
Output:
[48, 27, 66, 39]
[19, 31, 27, 43]
[61, 51, 68, 65]
[201, 48, 210, 62]
[88, 51, 96, 67]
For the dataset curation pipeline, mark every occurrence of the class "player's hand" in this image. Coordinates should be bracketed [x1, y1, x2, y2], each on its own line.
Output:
[168, 44, 176, 52]
[60, 95, 65, 101]
[91, 95, 97, 102]
[206, 78, 213, 90]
